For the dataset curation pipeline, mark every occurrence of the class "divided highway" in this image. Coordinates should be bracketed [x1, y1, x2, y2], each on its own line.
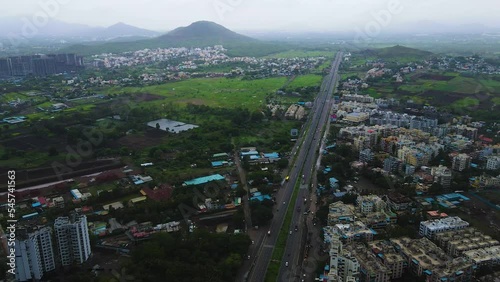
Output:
[246, 52, 343, 282]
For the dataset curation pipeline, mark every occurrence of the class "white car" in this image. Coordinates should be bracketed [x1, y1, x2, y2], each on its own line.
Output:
[285, 261, 289, 267]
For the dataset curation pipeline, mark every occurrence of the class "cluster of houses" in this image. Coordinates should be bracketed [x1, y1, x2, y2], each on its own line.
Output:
[321, 193, 499, 282]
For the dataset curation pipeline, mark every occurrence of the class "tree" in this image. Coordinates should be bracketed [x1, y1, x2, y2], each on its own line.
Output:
[48, 146, 58, 156]
[277, 158, 288, 169]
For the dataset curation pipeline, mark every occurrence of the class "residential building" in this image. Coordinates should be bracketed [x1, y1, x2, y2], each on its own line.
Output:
[385, 193, 412, 211]
[328, 236, 359, 282]
[419, 216, 469, 239]
[452, 154, 471, 172]
[369, 240, 405, 279]
[463, 245, 500, 267]
[328, 202, 356, 225]
[357, 195, 386, 214]
[383, 157, 401, 174]
[333, 222, 375, 243]
[359, 148, 374, 163]
[431, 165, 452, 188]
[346, 243, 391, 282]
[433, 228, 499, 257]
[391, 237, 474, 282]
[486, 156, 500, 170]
[15, 227, 56, 282]
[54, 214, 92, 266]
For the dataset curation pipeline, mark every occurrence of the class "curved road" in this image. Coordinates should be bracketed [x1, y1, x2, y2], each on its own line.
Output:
[246, 52, 343, 282]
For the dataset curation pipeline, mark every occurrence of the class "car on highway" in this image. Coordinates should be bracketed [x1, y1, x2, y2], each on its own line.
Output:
[289, 231, 292, 235]
[285, 176, 290, 181]
[285, 261, 289, 267]
[267, 231, 271, 236]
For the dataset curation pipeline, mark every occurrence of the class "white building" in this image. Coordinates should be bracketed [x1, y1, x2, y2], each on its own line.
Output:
[486, 156, 500, 170]
[15, 227, 56, 282]
[419, 216, 469, 239]
[54, 214, 92, 266]
[328, 236, 359, 282]
[452, 154, 471, 172]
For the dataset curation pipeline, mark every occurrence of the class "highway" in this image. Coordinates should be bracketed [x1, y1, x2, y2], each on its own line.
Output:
[246, 52, 343, 282]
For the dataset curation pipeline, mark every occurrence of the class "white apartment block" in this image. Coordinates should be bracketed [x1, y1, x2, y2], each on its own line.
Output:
[15, 227, 56, 282]
[54, 214, 92, 266]
[419, 216, 469, 239]
[486, 156, 500, 170]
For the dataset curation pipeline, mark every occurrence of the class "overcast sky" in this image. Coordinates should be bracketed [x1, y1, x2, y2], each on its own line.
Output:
[1, 0, 499, 32]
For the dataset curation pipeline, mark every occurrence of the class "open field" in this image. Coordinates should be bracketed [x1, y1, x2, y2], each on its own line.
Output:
[285, 74, 323, 90]
[105, 77, 288, 110]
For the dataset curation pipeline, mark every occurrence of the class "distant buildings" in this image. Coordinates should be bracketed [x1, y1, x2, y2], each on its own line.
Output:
[54, 214, 92, 266]
[0, 53, 84, 77]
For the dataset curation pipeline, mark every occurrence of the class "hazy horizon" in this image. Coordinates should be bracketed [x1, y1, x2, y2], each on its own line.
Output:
[1, 0, 499, 33]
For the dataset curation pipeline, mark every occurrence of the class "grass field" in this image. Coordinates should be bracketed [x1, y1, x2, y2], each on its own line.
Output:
[106, 77, 288, 110]
[451, 97, 480, 109]
[400, 76, 500, 94]
[286, 74, 323, 90]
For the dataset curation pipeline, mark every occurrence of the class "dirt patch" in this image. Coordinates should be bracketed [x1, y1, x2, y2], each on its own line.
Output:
[1, 135, 62, 151]
[116, 129, 167, 150]
[419, 90, 464, 105]
[418, 74, 455, 81]
[135, 93, 165, 102]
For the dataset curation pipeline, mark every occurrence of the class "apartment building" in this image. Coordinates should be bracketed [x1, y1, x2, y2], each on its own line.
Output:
[391, 237, 474, 282]
[452, 154, 471, 172]
[54, 213, 92, 266]
[419, 216, 469, 239]
[433, 228, 499, 257]
[431, 165, 453, 188]
[15, 227, 56, 282]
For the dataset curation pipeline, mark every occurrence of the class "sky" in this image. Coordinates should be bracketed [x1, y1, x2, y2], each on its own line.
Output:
[1, 0, 499, 32]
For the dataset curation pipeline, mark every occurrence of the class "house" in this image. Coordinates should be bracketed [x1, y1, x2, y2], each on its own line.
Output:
[329, 177, 340, 189]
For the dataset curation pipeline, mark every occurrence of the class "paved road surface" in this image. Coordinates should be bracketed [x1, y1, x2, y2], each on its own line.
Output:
[245, 52, 343, 282]
[277, 52, 343, 282]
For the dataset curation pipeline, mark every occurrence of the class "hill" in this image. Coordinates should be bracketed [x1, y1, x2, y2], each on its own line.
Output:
[98, 22, 160, 38]
[363, 45, 433, 61]
[61, 21, 288, 57]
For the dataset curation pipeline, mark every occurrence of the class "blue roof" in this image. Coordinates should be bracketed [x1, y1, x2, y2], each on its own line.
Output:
[250, 194, 272, 202]
[22, 212, 38, 219]
[424, 270, 432, 275]
[250, 155, 260, 160]
[230, 184, 238, 189]
[184, 174, 225, 186]
[329, 177, 339, 183]
[32, 202, 41, 208]
[263, 152, 279, 159]
[334, 192, 346, 197]
[370, 228, 378, 235]
[211, 161, 224, 167]
[241, 150, 259, 156]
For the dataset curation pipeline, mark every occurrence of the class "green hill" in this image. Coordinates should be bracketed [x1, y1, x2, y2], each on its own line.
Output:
[62, 21, 288, 57]
[362, 45, 433, 61]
